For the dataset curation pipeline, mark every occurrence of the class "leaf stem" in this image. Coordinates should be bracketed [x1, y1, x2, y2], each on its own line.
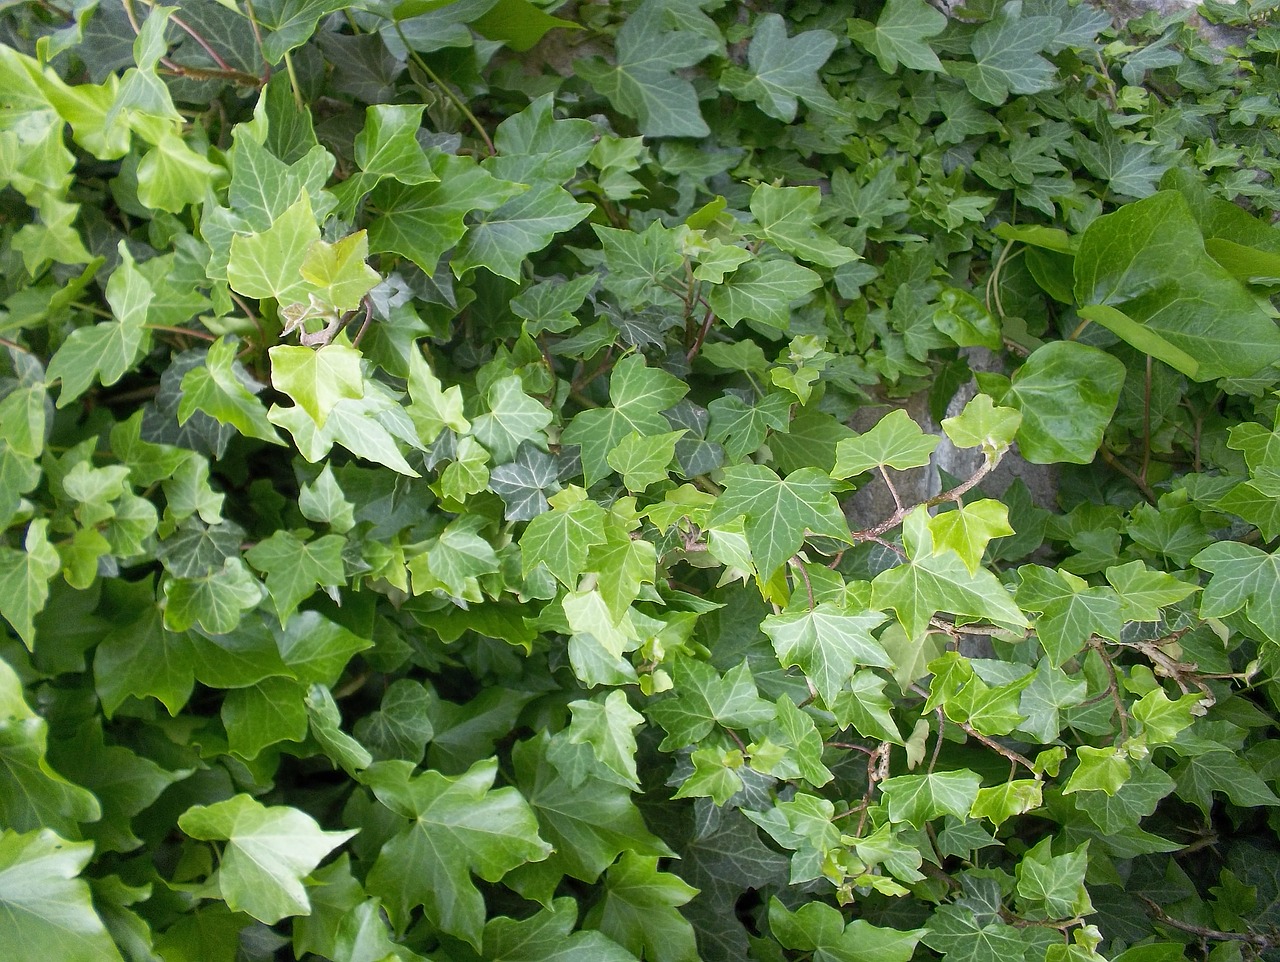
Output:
[0, 337, 33, 355]
[144, 324, 218, 342]
[397, 25, 496, 156]
[1098, 446, 1158, 505]
[789, 556, 816, 609]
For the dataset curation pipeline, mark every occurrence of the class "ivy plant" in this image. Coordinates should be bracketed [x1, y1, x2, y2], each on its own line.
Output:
[2, 0, 1280, 960]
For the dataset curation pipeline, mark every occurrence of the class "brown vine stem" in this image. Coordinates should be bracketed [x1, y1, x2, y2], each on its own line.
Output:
[0, 337, 33, 355]
[1098, 446, 1158, 505]
[686, 307, 716, 363]
[789, 556, 816, 609]
[1139, 896, 1276, 948]
[957, 720, 1037, 773]
[144, 324, 217, 342]
[852, 451, 1002, 544]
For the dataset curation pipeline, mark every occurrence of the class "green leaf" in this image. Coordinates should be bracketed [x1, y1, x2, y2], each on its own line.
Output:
[227, 191, 321, 304]
[299, 231, 381, 312]
[562, 691, 644, 791]
[1016, 838, 1091, 918]
[453, 184, 592, 281]
[368, 155, 525, 275]
[871, 512, 1029, 639]
[178, 794, 356, 924]
[481, 897, 638, 962]
[363, 757, 552, 946]
[649, 657, 774, 749]
[0, 829, 124, 962]
[928, 500, 1014, 574]
[1073, 191, 1280, 380]
[162, 557, 266, 635]
[833, 408, 940, 477]
[178, 337, 284, 446]
[1076, 305, 1200, 380]
[1063, 745, 1131, 796]
[46, 243, 152, 407]
[354, 104, 438, 185]
[607, 430, 684, 493]
[269, 344, 364, 429]
[1004, 341, 1125, 465]
[488, 94, 596, 185]
[970, 779, 1043, 828]
[748, 185, 857, 268]
[255, 0, 350, 64]
[0, 657, 101, 835]
[521, 486, 607, 588]
[222, 676, 309, 759]
[706, 260, 822, 333]
[941, 394, 1022, 457]
[1172, 751, 1280, 817]
[245, 530, 345, 626]
[1075, 107, 1167, 200]
[946, 5, 1060, 105]
[848, 0, 947, 74]
[706, 392, 793, 463]
[574, 0, 716, 138]
[932, 288, 1003, 350]
[584, 853, 700, 962]
[881, 770, 983, 828]
[672, 747, 744, 806]
[472, 375, 553, 464]
[707, 465, 851, 581]
[0, 519, 60, 649]
[721, 14, 836, 122]
[304, 684, 373, 776]
[924, 905, 1026, 962]
[1072, 760, 1175, 833]
[562, 355, 687, 487]
[353, 679, 433, 764]
[770, 898, 926, 962]
[1191, 542, 1280, 645]
[744, 792, 841, 884]
[761, 602, 891, 705]
[490, 443, 561, 521]
[1016, 566, 1123, 666]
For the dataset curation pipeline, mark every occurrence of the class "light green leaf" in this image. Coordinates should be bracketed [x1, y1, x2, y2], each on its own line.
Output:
[47, 243, 152, 407]
[269, 344, 365, 428]
[770, 898, 926, 962]
[299, 231, 381, 311]
[521, 487, 608, 588]
[708, 464, 851, 581]
[928, 500, 1014, 574]
[748, 185, 857, 268]
[481, 897, 638, 962]
[563, 691, 644, 791]
[0, 519, 60, 650]
[761, 602, 891, 705]
[706, 259, 822, 333]
[946, 5, 1060, 105]
[222, 676, 309, 759]
[162, 557, 266, 635]
[970, 779, 1043, 828]
[0, 829, 124, 962]
[406, 346, 469, 446]
[941, 394, 1022, 457]
[833, 408, 940, 477]
[1063, 745, 1131, 796]
[1191, 542, 1280, 645]
[179, 794, 356, 924]
[244, 530, 345, 626]
[649, 657, 774, 749]
[227, 192, 321, 304]
[881, 770, 983, 828]
[354, 104, 438, 185]
[179, 337, 284, 445]
[607, 430, 684, 493]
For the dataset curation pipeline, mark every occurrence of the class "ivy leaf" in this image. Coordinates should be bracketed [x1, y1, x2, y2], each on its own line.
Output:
[721, 14, 837, 123]
[649, 657, 774, 749]
[946, 6, 1061, 105]
[227, 191, 320, 304]
[407, 347, 470, 446]
[706, 392, 792, 463]
[178, 338, 284, 446]
[1063, 745, 1131, 796]
[941, 394, 1022, 457]
[0, 658, 101, 836]
[583, 853, 700, 962]
[924, 905, 1028, 962]
[353, 679, 433, 764]
[490, 443, 562, 521]
[367, 155, 525, 275]
[832, 408, 940, 477]
[1004, 341, 1125, 465]
[588, 513, 657, 622]
[222, 677, 309, 760]
[269, 344, 364, 429]
[607, 430, 684, 493]
[970, 780, 1044, 828]
[848, 0, 947, 74]
[1172, 751, 1280, 817]
[761, 603, 891, 705]
[706, 260, 822, 333]
[770, 898, 926, 962]
[593, 221, 684, 311]
[881, 771, 982, 828]
[244, 531, 345, 626]
[744, 793, 842, 884]
[521, 487, 608, 588]
[562, 691, 644, 791]
[0, 519, 60, 650]
[46, 243, 152, 407]
[0, 829, 124, 962]
[748, 185, 857, 268]
[928, 500, 1014, 574]
[1191, 542, 1280, 645]
[488, 94, 597, 185]
[513, 734, 673, 891]
[472, 375, 553, 464]
[353, 104, 438, 185]
[574, 0, 716, 138]
[178, 794, 356, 924]
[363, 757, 552, 947]
[299, 231, 381, 312]
[1016, 566, 1123, 666]
[1075, 108, 1167, 201]
[453, 184, 592, 282]
[511, 273, 598, 336]
[871, 513, 1028, 638]
[707, 465, 851, 581]
[162, 557, 266, 635]
[562, 355, 687, 487]
[482, 897, 638, 962]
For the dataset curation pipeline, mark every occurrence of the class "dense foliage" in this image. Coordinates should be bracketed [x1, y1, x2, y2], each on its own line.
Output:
[3, 0, 1280, 959]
